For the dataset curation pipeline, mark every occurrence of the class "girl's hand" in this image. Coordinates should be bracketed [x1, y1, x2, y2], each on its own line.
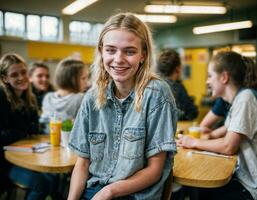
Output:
[176, 134, 197, 149]
[92, 186, 113, 200]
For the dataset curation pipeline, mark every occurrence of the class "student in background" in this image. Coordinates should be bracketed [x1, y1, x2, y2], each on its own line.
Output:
[0, 53, 60, 200]
[157, 48, 198, 121]
[200, 56, 256, 138]
[177, 51, 257, 200]
[40, 58, 88, 134]
[28, 62, 54, 109]
[68, 13, 177, 200]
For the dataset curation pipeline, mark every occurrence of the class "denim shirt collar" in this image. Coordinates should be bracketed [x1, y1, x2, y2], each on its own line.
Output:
[106, 80, 135, 104]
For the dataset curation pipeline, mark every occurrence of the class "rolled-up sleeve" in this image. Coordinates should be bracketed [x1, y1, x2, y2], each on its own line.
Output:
[145, 88, 177, 158]
[69, 98, 90, 158]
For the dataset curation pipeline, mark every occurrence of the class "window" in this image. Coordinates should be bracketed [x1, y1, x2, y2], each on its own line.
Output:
[91, 23, 103, 44]
[69, 21, 82, 43]
[27, 15, 40, 40]
[0, 11, 3, 35]
[0, 10, 60, 41]
[41, 16, 59, 41]
[69, 21, 103, 45]
[5, 12, 25, 37]
[70, 21, 92, 44]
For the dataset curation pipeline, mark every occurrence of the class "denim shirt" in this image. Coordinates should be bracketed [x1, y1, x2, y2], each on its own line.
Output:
[69, 79, 177, 200]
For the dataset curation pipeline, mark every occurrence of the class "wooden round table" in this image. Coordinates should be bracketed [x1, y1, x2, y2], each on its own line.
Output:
[4, 135, 77, 173]
[173, 148, 237, 188]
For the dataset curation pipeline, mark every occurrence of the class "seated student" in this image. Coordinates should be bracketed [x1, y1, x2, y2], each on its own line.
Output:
[28, 62, 54, 109]
[0, 53, 60, 200]
[177, 51, 257, 200]
[157, 48, 198, 120]
[40, 58, 88, 134]
[67, 13, 177, 200]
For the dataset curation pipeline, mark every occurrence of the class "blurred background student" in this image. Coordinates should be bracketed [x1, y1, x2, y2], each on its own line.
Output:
[177, 51, 257, 200]
[200, 56, 256, 138]
[28, 62, 54, 109]
[0, 53, 60, 200]
[40, 58, 88, 134]
[157, 48, 198, 121]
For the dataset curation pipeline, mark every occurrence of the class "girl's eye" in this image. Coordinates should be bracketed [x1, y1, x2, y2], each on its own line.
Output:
[125, 50, 136, 56]
[10, 72, 18, 78]
[105, 48, 116, 54]
[21, 70, 27, 75]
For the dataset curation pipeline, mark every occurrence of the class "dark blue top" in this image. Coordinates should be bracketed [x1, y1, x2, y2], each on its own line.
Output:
[212, 98, 231, 118]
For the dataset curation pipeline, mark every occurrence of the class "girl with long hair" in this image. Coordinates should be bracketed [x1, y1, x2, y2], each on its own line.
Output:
[68, 13, 177, 200]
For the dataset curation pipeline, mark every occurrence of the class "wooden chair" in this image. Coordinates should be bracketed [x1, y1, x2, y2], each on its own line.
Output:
[161, 170, 173, 200]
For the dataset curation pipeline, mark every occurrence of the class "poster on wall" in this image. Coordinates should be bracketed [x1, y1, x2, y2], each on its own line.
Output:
[182, 64, 191, 80]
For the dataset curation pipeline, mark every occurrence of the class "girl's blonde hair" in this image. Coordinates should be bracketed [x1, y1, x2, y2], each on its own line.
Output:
[92, 13, 158, 111]
[0, 53, 37, 110]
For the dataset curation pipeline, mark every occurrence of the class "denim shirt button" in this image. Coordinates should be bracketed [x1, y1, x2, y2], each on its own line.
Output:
[113, 154, 118, 160]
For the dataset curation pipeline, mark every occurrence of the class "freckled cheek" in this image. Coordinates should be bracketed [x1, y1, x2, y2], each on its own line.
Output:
[102, 55, 113, 65]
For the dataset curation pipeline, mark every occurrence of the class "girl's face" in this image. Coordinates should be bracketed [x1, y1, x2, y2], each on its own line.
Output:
[79, 67, 88, 92]
[4, 63, 29, 95]
[102, 29, 145, 89]
[206, 62, 225, 98]
[29, 67, 50, 92]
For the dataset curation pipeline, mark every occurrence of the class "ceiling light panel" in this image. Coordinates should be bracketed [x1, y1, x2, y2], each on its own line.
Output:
[145, 5, 226, 14]
[135, 14, 177, 23]
[193, 20, 253, 34]
[62, 0, 98, 15]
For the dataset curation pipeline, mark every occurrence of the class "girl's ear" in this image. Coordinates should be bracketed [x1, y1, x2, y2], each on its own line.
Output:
[1, 75, 8, 84]
[175, 66, 181, 74]
[221, 71, 229, 84]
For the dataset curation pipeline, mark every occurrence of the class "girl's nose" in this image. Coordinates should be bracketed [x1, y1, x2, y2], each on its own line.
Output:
[18, 73, 25, 80]
[114, 51, 124, 63]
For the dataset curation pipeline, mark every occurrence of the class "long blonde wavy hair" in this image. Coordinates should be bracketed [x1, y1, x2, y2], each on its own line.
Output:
[92, 13, 158, 112]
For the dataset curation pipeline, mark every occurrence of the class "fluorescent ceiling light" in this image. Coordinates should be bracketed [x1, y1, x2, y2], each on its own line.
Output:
[135, 14, 177, 23]
[145, 5, 226, 14]
[241, 51, 256, 57]
[193, 20, 253, 34]
[62, 0, 98, 15]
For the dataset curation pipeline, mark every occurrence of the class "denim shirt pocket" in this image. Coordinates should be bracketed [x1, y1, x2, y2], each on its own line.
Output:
[121, 128, 145, 160]
[88, 132, 106, 161]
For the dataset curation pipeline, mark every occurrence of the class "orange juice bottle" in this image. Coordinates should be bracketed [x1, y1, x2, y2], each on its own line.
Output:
[49, 117, 62, 146]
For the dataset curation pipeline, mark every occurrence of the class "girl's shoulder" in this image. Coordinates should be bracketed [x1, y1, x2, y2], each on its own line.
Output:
[0, 87, 8, 103]
[145, 79, 176, 103]
[84, 87, 96, 99]
[236, 89, 257, 103]
[44, 91, 55, 99]
[147, 79, 173, 95]
[0, 86, 6, 97]
[146, 79, 170, 92]
[69, 92, 84, 103]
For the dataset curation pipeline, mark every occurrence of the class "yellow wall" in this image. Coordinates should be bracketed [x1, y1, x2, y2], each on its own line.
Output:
[182, 48, 209, 106]
[27, 41, 95, 63]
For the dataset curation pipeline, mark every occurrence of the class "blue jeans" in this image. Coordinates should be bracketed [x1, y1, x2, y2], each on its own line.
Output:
[9, 165, 60, 200]
[81, 184, 103, 200]
[81, 184, 134, 200]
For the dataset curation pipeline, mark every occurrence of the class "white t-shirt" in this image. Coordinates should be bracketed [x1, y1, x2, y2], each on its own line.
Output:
[225, 89, 257, 199]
